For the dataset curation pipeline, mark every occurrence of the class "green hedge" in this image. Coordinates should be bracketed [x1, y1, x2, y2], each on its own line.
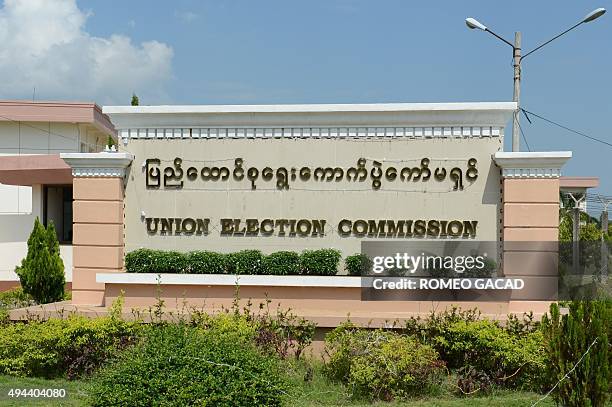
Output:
[300, 249, 342, 276]
[344, 253, 372, 276]
[226, 250, 264, 275]
[124, 249, 187, 274]
[261, 251, 300, 275]
[125, 248, 346, 276]
[187, 251, 226, 274]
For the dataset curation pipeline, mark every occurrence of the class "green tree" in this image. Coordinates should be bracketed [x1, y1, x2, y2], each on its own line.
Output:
[15, 218, 65, 304]
[106, 135, 115, 149]
[130, 93, 139, 106]
[559, 209, 605, 242]
[541, 301, 610, 407]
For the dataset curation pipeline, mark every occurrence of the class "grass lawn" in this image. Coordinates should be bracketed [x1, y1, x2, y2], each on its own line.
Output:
[285, 362, 556, 407]
[0, 375, 88, 406]
[0, 371, 557, 407]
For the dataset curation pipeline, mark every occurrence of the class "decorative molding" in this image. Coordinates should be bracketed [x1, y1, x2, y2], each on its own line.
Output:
[118, 126, 504, 145]
[493, 151, 572, 179]
[501, 168, 562, 179]
[60, 152, 134, 178]
[71, 167, 127, 177]
[104, 102, 516, 144]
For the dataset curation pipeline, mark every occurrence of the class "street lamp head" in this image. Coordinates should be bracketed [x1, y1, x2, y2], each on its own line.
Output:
[582, 7, 606, 23]
[465, 17, 487, 31]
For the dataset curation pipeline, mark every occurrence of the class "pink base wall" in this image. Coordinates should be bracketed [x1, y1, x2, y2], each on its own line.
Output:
[104, 283, 553, 326]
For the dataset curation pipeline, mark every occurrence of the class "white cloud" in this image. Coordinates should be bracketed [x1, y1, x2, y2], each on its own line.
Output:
[175, 11, 198, 23]
[0, 0, 173, 104]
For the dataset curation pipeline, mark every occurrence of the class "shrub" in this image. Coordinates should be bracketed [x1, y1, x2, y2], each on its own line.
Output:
[254, 305, 316, 360]
[300, 249, 341, 276]
[403, 307, 546, 389]
[541, 301, 610, 407]
[125, 249, 187, 273]
[125, 248, 348, 276]
[187, 251, 226, 274]
[0, 287, 34, 309]
[344, 253, 371, 276]
[435, 319, 545, 388]
[196, 313, 258, 342]
[456, 365, 493, 395]
[193, 299, 317, 361]
[0, 315, 138, 378]
[15, 218, 65, 304]
[262, 251, 300, 275]
[88, 323, 287, 407]
[226, 250, 264, 275]
[324, 323, 445, 401]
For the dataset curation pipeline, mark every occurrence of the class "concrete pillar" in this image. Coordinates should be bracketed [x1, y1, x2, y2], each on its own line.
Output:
[493, 152, 571, 313]
[61, 152, 133, 306]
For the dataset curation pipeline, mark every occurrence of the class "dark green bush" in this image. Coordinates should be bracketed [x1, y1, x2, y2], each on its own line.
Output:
[324, 322, 445, 401]
[0, 314, 137, 378]
[88, 323, 287, 407]
[541, 301, 610, 407]
[187, 251, 226, 274]
[125, 249, 187, 273]
[344, 253, 371, 276]
[15, 218, 65, 304]
[300, 249, 341, 276]
[226, 250, 264, 274]
[126, 248, 348, 276]
[262, 251, 300, 275]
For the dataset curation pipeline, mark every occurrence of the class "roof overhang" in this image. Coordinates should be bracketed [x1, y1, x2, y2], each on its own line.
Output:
[559, 176, 599, 191]
[0, 154, 72, 186]
[0, 100, 116, 137]
[104, 101, 517, 129]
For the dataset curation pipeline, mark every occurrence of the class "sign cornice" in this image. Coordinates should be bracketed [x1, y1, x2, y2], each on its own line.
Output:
[60, 151, 134, 178]
[493, 151, 572, 179]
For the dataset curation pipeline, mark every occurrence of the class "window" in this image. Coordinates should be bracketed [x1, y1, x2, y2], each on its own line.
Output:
[43, 186, 73, 244]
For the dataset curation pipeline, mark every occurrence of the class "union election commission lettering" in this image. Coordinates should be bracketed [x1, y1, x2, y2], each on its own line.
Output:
[145, 217, 478, 238]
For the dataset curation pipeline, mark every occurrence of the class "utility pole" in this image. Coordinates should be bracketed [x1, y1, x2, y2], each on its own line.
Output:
[602, 210, 608, 283]
[597, 195, 610, 283]
[512, 32, 521, 152]
[465, 8, 606, 152]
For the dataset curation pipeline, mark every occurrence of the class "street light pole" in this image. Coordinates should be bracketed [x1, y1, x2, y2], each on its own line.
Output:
[512, 32, 521, 152]
[465, 8, 606, 152]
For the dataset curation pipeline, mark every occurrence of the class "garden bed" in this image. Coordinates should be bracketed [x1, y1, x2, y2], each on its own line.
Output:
[95, 272, 552, 327]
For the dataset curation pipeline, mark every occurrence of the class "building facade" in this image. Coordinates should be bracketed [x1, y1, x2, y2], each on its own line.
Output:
[0, 101, 116, 288]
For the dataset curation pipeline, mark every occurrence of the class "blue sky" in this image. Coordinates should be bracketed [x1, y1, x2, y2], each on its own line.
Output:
[1, 1, 611, 202]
